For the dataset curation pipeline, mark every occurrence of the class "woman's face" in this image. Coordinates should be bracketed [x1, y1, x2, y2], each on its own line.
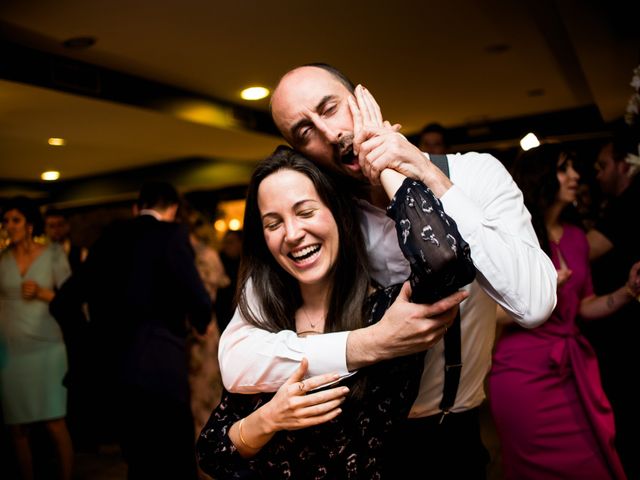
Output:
[257, 169, 339, 290]
[556, 154, 580, 205]
[2, 209, 30, 244]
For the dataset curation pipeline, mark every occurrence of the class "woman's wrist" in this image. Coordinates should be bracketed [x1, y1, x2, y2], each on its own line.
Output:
[238, 418, 261, 450]
[624, 284, 640, 302]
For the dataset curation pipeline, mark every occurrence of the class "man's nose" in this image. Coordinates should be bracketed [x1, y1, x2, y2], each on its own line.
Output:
[315, 118, 342, 143]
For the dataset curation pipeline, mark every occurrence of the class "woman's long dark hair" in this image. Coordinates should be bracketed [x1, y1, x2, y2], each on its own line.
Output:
[237, 146, 370, 335]
[510, 144, 580, 256]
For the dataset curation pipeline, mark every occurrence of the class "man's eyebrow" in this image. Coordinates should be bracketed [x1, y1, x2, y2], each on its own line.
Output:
[290, 95, 336, 141]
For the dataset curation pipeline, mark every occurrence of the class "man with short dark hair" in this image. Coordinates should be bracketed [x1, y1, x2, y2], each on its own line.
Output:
[419, 122, 448, 154]
[584, 129, 640, 478]
[51, 181, 212, 480]
[44, 208, 87, 273]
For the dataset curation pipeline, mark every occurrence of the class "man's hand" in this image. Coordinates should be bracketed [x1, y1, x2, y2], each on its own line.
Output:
[348, 85, 452, 196]
[346, 282, 468, 371]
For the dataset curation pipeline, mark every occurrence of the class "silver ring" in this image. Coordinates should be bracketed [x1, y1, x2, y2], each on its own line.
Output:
[298, 381, 305, 392]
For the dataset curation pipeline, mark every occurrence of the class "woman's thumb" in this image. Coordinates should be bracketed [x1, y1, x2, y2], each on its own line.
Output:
[286, 357, 309, 385]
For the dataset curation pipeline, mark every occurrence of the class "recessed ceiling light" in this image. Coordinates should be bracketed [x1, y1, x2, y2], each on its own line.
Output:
[240, 86, 270, 101]
[520, 132, 540, 151]
[62, 36, 97, 49]
[48, 137, 66, 146]
[41, 171, 60, 181]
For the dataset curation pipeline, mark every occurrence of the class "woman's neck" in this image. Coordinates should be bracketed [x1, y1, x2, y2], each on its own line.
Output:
[545, 201, 564, 243]
[14, 237, 35, 254]
[297, 283, 330, 333]
[299, 283, 329, 315]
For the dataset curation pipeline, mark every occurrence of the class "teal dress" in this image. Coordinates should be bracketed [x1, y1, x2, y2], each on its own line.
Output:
[0, 243, 71, 424]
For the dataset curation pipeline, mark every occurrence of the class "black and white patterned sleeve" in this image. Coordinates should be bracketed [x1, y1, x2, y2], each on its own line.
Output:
[387, 179, 475, 304]
[196, 390, 259, 479]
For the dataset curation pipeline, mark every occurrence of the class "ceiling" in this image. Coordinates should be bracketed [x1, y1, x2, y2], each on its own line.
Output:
[0, 0, 638, 204]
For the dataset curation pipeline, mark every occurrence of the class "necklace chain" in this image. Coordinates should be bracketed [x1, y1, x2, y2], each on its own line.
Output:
[301, 307, 321, 330]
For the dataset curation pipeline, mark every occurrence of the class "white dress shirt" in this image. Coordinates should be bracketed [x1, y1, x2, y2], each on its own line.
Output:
[218, 151, 557, 417]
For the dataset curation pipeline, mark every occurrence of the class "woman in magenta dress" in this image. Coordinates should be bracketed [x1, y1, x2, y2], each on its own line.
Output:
[488, 144, 640, 480]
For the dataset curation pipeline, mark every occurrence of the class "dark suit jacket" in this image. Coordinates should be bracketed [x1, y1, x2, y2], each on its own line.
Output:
[51, 214, 212, 405]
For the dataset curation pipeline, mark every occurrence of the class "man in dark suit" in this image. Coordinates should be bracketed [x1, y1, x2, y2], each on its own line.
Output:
[50, 181, 213, 480]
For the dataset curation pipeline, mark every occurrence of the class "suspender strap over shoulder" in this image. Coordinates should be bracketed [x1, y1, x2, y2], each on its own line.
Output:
[428, 154, 463, 420]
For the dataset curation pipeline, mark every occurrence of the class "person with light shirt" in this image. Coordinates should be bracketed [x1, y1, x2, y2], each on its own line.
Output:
[219, 63, 557, 479]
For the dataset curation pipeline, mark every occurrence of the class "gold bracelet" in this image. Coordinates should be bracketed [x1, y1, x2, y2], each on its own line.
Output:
[238, 418, 261, 450]
[625, 285, 640, 303]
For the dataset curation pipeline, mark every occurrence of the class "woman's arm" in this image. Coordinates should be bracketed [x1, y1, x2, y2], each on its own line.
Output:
[385, 176, 475, 303]
[580, 260, 640, 320]
[197, 359, 348, 474]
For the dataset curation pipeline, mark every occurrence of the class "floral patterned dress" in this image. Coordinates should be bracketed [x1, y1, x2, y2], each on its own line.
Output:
[197, 179, 475, 479]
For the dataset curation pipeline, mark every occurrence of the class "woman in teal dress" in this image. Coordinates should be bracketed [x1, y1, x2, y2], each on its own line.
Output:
[0, 197, 73, 480]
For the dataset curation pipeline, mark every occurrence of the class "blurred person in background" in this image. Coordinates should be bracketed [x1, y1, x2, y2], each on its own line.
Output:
[214, 229, 242, 333]
[0, 196, 73, 480]
[488, 144, 638, 479]
[418, 122, 449, 155]
[43, 209, 87, 274]
[584, 126, 640, 478]
[186, 208, 228, 438]
[50, 182, 213, 480]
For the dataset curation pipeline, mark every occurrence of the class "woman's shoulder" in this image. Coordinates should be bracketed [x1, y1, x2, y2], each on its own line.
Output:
[562, 223, 587, 240]
[561, 223, 589, 251]
[0, 246, 11, 262]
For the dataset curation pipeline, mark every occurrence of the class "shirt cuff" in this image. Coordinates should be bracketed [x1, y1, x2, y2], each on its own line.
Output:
[302, 331, 351, 378]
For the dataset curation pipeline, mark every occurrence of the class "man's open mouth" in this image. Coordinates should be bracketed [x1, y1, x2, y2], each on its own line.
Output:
[339, 146, 356, 165]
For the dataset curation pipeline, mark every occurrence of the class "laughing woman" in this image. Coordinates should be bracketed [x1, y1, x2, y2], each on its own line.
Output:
[196, 146, 475, 479]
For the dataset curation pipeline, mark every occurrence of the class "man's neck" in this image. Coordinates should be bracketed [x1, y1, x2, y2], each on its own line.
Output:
[138, 209, 163, 220]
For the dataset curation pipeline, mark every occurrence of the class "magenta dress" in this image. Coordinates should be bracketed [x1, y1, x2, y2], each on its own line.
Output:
[488, 224, 626, 480]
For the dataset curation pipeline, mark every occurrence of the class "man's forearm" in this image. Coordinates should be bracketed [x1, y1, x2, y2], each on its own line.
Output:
[345, 326, 381, 371]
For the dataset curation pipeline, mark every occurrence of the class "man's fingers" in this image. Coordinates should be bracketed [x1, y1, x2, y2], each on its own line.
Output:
[422, 290, 469, 317]
[399, 281, 413, 301]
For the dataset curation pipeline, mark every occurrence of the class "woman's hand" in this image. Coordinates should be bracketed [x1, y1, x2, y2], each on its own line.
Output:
[258, 357, 349, 434]
[230, 358, 349, 457]
[21, 280, 55, 302]
[625, 260, 640, 299]
[21, 280, 40, 300]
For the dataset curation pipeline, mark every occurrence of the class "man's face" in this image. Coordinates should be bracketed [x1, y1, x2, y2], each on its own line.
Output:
[595, 143, 625, 196]
[271, 67, 361, 178]
[419, 132, 446, 155]
[44, 215, 69, 242]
